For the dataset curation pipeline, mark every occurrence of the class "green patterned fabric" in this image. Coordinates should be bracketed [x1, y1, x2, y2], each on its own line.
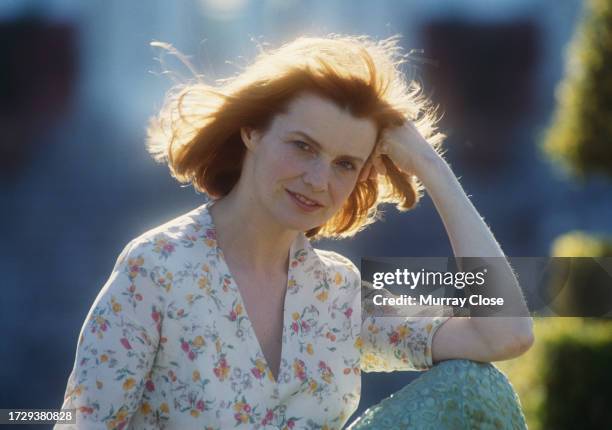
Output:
[347, 359, 527, 430]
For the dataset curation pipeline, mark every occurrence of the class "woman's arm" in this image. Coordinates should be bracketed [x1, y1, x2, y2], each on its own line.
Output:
[56, 240, 162, 429]
[374, 122, 534, 362]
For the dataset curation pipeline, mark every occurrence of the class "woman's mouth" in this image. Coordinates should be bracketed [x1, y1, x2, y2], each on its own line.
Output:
[286, 189, 323, 212]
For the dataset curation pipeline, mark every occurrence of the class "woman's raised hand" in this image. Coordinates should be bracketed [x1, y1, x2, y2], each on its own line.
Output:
[359, 121, 441, 182]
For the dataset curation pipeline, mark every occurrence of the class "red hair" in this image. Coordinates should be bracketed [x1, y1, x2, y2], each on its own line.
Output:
[147, 35, 446, 240]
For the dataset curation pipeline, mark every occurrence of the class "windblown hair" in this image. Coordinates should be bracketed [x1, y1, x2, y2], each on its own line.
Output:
[146, 34, 446, 240]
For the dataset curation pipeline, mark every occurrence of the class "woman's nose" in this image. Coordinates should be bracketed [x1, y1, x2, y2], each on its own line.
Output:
[302, 161, 330, 192]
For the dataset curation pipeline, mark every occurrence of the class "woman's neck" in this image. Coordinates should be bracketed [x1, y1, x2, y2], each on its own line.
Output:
[209, 193, 298, 278]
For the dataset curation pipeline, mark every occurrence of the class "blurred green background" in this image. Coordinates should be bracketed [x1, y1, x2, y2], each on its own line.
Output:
[499, 2, 612, 427]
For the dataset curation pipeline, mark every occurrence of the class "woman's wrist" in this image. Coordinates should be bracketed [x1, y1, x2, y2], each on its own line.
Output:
[411, 149, 452, 191]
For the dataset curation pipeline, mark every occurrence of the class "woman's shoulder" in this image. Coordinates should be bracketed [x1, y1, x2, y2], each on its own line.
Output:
[312, 247, 360, 279]
[120, 203, 211, 259]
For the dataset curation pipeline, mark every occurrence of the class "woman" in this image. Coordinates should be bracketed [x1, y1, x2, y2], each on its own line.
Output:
[57, 35, 533, 429]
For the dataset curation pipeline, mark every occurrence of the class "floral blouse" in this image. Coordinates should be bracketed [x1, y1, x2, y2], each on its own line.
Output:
[56, 201, 450, 430]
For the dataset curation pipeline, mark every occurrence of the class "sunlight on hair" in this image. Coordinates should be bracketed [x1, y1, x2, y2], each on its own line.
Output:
[147, 34, 447, 240]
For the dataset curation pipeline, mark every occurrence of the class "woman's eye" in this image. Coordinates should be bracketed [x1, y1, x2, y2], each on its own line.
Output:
[294, 140, 312, 152]
[337, 160, 356, 171]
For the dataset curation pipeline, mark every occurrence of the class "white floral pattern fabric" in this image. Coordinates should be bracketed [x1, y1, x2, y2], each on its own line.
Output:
[56, 201, 450, 429]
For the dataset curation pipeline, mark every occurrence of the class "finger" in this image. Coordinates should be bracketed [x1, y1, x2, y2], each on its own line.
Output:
[372, 155, 387, 176]
[359, 163, 373, 182]
[377, 139, 390, 155]
[368, 163, 378, 180]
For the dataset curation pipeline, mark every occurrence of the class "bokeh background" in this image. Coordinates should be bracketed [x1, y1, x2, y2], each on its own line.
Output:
[2, 0, 611, 428]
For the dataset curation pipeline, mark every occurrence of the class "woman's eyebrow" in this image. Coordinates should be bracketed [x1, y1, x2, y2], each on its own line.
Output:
[289, 130, 365, 163]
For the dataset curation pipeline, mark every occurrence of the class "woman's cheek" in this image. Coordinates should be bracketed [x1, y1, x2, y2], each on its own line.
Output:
[336, 172, 359, 199]
[328, 182, 349, 212]
[271, 149, 302, 176]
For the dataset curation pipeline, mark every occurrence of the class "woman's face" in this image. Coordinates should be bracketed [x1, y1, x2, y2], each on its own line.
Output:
[241, 92, 378, 232]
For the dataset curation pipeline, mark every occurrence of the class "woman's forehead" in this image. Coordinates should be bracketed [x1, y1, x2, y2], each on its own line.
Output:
[275, 92, 378, 157]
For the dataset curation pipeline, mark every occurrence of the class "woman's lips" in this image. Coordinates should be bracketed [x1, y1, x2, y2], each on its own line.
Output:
[286, 189, 323, 212]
